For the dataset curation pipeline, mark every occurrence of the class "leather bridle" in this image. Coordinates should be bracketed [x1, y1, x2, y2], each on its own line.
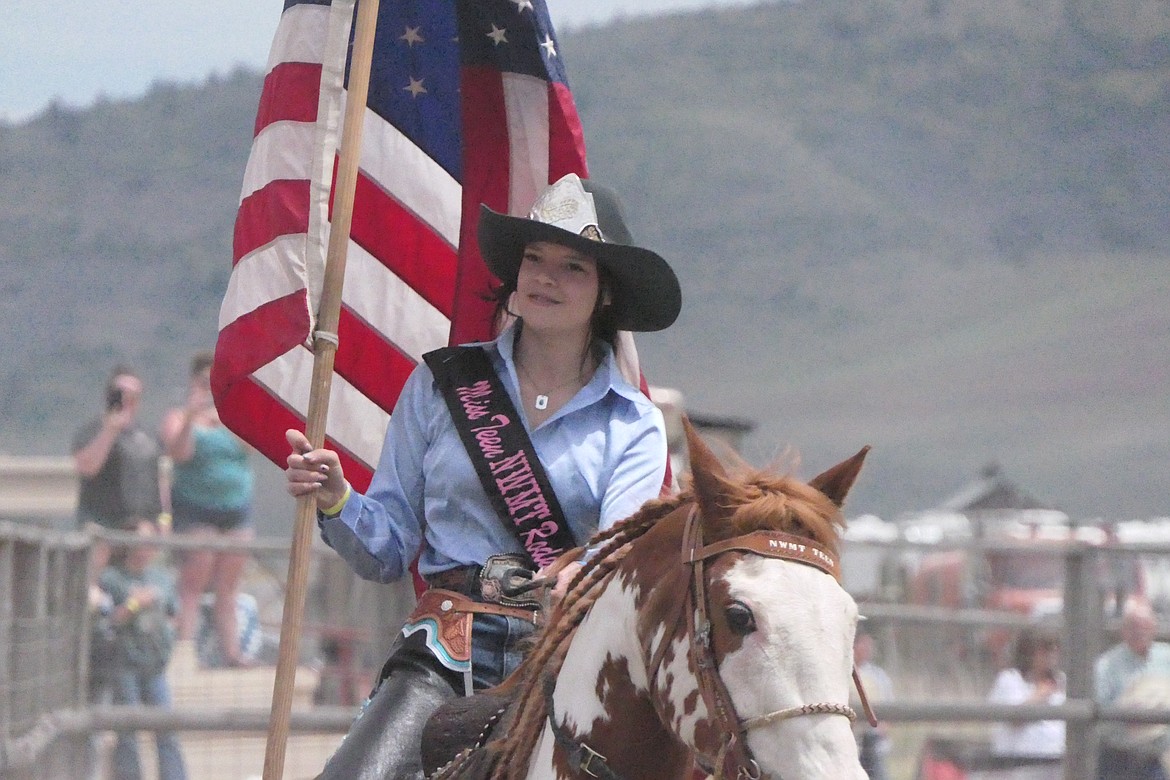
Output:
[545, 506, 878, 780]
[681, 507, 877, 780]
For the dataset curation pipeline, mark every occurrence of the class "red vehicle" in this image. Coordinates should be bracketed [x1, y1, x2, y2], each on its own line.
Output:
[902, 511, 1142, 665]
[916, 735, 1061, 780]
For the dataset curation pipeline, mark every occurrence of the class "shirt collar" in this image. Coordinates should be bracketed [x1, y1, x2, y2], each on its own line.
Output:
[486, 322, 648, 408]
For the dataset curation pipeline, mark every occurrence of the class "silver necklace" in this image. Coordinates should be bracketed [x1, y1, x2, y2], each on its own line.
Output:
[516, 361, 587, 411]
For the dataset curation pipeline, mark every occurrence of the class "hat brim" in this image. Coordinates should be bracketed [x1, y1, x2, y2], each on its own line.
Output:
[478, 205, 681, 332]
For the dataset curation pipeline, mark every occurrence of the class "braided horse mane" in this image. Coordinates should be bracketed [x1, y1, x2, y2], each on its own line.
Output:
[430, 421, 868, 779]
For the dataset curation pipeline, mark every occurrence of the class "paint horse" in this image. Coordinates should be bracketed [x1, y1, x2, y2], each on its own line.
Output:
[427, 423, 873, 780]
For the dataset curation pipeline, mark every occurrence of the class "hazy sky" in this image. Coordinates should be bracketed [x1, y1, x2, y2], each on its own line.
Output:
[2, 0, 759, 123]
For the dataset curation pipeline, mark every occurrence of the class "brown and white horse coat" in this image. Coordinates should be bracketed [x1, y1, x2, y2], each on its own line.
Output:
[435, 424, 870, 780]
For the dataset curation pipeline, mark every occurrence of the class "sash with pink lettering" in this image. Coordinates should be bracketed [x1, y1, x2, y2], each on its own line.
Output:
[423, 347, 576, 570]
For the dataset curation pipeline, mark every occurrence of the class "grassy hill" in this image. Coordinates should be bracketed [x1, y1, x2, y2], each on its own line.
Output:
[1, 0, 1167, 527]
[565, 0, 1170, 518]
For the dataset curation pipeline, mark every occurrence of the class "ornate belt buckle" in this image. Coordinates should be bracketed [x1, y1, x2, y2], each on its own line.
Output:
[479, 554, 538, 608]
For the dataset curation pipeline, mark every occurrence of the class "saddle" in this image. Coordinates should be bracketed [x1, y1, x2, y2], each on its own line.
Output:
[422, 684, 515, 778]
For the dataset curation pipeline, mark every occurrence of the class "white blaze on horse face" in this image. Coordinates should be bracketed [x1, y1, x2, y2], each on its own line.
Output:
[720, 556, 869, 780]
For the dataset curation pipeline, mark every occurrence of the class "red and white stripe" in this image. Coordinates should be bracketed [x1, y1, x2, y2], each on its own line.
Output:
[212, 0, 593, 491]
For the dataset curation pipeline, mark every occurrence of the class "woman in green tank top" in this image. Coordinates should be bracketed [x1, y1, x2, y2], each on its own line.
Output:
[160, 351, 256, 667]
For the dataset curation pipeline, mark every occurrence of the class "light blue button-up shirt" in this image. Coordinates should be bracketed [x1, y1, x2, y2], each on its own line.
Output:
[318, 326, 668, 583]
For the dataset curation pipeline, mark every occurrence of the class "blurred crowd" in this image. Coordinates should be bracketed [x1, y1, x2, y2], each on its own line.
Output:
[74, 354, 256, 780]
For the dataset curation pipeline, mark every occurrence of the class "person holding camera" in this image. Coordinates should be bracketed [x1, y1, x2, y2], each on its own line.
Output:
[72, 364, 165, 586]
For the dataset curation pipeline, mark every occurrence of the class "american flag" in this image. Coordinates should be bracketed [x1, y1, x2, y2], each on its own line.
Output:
[212, 0, 589, 492]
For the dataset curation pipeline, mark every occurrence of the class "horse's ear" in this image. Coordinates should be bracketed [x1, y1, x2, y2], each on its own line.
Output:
[684, 417, 735, 527]
[809, 446, 871, 507]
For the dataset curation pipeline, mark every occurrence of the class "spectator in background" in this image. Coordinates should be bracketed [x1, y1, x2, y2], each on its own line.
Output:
[852, 625, 893, 780]
[987, 627, 1065, 780]
[72, 364, 164, 586]
[160, 351, 256, 667]
[1096, 598, 1170, 780]
[98, 518, 187, 780]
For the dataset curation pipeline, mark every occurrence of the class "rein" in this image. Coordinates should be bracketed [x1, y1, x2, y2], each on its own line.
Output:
[681, 507, 877, 780]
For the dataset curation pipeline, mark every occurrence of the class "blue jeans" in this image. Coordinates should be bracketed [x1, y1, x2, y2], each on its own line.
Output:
[111, 668, 188, 780]
[858, 730, 891, 780]
[468, 612, 534, 690]
[1099, 745, 1170, 780]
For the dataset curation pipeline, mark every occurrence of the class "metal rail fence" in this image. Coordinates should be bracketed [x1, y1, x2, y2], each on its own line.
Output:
[0, 522, 91, 779]
[0, 522, 411, 779]
[848, 534, 1170, 780]
[5, 522, 1170, 779]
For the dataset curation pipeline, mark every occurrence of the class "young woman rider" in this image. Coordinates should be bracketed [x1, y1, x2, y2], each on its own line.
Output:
[284, 173, 682, 779]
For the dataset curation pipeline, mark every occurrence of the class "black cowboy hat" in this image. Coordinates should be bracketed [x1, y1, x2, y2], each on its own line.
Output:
[477, 174, 682, 332]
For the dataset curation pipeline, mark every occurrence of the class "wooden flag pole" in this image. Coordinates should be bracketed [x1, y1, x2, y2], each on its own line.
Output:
[261, 0, 381, 777]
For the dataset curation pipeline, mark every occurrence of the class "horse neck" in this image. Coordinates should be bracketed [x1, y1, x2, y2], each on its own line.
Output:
[629, 507, 722, 761]
[527, 508, 696, 779]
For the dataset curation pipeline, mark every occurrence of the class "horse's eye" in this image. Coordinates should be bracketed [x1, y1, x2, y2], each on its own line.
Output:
[725, 601, 756, 635]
